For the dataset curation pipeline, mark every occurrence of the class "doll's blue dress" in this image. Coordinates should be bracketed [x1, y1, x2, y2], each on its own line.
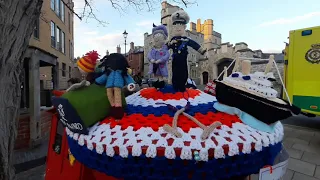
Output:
[95, 70, 135, 88]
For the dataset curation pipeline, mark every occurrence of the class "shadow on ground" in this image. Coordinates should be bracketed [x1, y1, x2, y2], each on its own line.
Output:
[282, 115, 320, 130]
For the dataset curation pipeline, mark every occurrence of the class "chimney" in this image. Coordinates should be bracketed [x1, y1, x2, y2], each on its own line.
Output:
[116, 45, 121, 53]
[106, 50, 109, 55]
[130, 42, 134, 50]
[190, 22, 196, 32]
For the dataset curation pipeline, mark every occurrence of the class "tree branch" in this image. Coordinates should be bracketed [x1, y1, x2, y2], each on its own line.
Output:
[62, 0, 196, 26]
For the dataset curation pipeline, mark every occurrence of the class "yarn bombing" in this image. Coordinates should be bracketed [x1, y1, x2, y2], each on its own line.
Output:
[204, 81, 216, 96]
[77, 50, 100, 73]
[214, 58, 301, 125]
[224, 72, 278, 98]
[85, 50, 100, 63]
[152, 23, 168, 37]
[66, 85, 284, 179]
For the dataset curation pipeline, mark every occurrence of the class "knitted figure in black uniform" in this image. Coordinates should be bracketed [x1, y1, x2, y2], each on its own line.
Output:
[167, 10, 206, 92]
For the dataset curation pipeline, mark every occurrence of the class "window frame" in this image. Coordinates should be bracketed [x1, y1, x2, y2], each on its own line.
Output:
[61, 0, 65, 22]
[56, 26, 61, 51]
[68, 12, 71, 32]
[69, 41, 73, 60]
[69, 66, 72, 78]
[50, 21, 56, 48]
[52, 0, 65, 22]
[62, 63, 66, 77]
[55, 0, 61, 17]
[50, 0, 55, 11]
[61, 31, 65, 54]
[54, 26, 66, 54]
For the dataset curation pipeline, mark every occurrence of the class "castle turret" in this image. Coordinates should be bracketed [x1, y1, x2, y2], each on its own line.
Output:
[196, 19, 214, 51]
[116, 45, 121, 54]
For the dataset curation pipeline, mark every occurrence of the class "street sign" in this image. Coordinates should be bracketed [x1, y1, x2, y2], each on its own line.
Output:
[259, 148, 289, 180]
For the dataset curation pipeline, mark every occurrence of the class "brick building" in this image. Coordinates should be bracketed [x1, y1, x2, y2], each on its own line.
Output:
[115, 42, 144, 75]
[16, 0, 75, 150]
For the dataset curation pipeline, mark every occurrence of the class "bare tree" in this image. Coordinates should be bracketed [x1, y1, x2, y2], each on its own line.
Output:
[0, 0, 195, 179]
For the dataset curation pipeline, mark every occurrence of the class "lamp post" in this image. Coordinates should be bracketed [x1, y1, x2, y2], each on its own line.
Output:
[123, 30, 128, 56]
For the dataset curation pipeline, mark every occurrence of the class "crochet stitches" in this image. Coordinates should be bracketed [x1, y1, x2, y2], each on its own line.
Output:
[66, 85, 284, 161]
[224, 72, 278, 99]
[66, 122, 283, 161]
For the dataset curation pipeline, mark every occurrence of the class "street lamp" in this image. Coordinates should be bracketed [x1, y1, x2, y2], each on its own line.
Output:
[123, 30, 128, 56]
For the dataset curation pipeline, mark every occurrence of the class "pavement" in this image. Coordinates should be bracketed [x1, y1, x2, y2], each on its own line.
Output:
[16, 165, 46, 180]
[251, 124, 320, 180]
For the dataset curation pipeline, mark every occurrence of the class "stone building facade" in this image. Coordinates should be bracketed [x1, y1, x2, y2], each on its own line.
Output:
[35, 0, 75, 90]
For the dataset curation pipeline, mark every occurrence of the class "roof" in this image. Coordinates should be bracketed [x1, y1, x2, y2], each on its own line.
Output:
[262, 53, 284, 60]
[236, 48, 254, 53]
[126, 46, 144, 56]
[213, 31, 222, 38]
[235, 42, 248, 46]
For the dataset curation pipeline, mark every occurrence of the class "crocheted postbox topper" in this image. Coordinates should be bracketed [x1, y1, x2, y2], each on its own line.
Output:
[77, 50, 100, 73]
[66, 85, 284, 179]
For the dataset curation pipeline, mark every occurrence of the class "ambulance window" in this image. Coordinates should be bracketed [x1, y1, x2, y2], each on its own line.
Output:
[302, 30, 312, 36]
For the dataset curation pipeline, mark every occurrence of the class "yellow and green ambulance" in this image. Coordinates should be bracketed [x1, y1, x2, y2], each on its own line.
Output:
[283, 26, 320, 116]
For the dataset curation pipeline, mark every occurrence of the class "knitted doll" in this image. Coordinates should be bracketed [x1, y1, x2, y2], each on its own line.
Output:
[204, 81, 216, 96]
[67, 51, 100, 92]
[167, 10, 206, 92]
[185, 78, 197, 89]
[95, 53, 136, 119]
[147, 24, 170, 89]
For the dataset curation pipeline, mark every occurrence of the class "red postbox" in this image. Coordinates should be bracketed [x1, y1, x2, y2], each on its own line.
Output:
[45, 112, 119, 180]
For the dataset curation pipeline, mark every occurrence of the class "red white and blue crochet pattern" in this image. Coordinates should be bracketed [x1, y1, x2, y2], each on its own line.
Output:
[67, 86, 283, 179]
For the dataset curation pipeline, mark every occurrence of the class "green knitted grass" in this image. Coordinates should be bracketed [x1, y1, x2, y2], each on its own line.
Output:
[62, 84, 126, 127]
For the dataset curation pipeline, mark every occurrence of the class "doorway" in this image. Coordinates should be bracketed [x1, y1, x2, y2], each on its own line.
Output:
[217, 58, 235, 80]
[202, 71, 209, 85]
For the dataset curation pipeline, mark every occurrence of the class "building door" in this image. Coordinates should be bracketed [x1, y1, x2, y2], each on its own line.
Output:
[202, 71, 209, 85]
[20, 58, 30, 108]
[217, 58, 235, 80]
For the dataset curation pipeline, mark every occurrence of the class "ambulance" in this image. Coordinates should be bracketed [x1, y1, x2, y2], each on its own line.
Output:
[282, 26, 320, 116]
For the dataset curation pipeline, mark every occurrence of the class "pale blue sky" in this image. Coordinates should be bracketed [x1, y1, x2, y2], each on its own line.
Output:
[73, 0, 320, 57]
